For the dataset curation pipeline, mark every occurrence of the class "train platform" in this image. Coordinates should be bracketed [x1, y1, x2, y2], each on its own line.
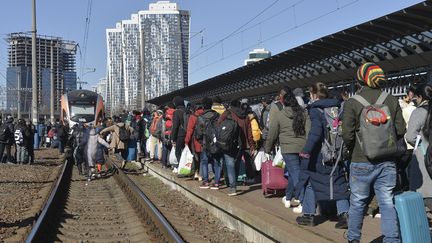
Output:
[144, 162, 383, 243]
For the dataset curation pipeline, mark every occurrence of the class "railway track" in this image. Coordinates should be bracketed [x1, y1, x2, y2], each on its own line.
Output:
[25, 158, 184, 243]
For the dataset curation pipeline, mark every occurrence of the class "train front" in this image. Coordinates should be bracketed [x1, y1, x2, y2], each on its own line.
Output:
[61, 90, 104, 127]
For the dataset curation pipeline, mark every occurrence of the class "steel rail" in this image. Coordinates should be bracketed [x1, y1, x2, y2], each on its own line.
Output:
[108, 159, 185, 243]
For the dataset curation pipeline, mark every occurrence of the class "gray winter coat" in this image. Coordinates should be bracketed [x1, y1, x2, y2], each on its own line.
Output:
[405, 104, 432, 198]
[85, 128, 111, 167]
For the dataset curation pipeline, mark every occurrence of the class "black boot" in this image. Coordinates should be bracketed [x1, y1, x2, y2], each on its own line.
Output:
[296, 214, 316, 226]
[335, 212, 348, 229]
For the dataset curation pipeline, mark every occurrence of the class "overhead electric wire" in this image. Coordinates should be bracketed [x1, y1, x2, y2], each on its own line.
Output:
[79, 0, 93, 80]
[190, 0, 280, 60]
[191, 0, 360, 75]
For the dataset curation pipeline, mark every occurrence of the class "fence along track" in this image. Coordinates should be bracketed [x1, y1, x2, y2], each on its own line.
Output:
[25, 156, 184, 243]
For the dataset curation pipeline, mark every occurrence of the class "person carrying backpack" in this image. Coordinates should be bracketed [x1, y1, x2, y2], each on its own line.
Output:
[171, 96, 187, 173]
[100, 116, 134, 163]
[342, 63, 405, 243]
[0, 116, 14, 164]
[296, 83, 350, 228]
[69, 122, 87, 175]
[185, 103, 204, 179]
[217, 99, 256, 196]
[161, 103, 175, 167]
[193, 98, 220, 188]
[15, 119, 31, 164]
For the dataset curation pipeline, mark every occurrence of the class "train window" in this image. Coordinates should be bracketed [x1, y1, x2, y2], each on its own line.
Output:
[70, 104, 95, 123]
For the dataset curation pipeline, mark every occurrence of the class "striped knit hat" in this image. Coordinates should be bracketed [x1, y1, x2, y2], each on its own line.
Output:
[356, 62, 386, 89]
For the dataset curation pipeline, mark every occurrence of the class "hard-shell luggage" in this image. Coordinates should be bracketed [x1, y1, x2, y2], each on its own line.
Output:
[395, 191, 431, 243]
[261, 160, 287, 197]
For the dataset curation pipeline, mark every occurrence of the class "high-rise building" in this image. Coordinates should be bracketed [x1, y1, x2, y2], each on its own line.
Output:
[122, 14, 140, 110]
[105, 1, 190, 114]
[244, 48, 271, 65]
[6, 32, 77, 115]
[106, 23, 124, 115]
[96, 77, 108, 103]
[139, 1, 190, 101]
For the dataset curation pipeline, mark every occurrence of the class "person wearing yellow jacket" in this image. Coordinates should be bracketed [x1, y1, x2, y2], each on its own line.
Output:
[247, 110, 261, 146]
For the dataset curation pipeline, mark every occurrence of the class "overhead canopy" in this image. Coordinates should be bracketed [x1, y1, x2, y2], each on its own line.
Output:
[149, 1, 432, 105]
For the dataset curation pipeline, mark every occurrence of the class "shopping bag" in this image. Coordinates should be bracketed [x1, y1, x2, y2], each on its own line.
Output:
[169, 146, 178, 166]
[254, 148, 266, 171]
[272, 146, 285, 168]
[178, 146, 194, 176]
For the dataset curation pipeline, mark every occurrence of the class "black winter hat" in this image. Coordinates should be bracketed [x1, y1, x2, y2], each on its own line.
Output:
[202, 97, 213, 109]
[172, 96, 185, 107]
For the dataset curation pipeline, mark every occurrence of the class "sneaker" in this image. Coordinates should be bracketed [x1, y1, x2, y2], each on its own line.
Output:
[228, 189, 238, 196]
[198, 176, 203, 181]
[374, 213, 381, 218]
[282, 196, 291, 208]
[194, 171, 199, 180]
[293, 204, 303, 214]
[335, 212, 348, 229]
[199, 182, 210, 189]
[291, 199, 300, 207]
[210, 184, 220, 190]
[296, 215, 316, 226]
[172, 168, 178, 174]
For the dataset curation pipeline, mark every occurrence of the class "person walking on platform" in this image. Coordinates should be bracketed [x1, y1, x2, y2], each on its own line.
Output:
[185, 103, 205, 179]
[217, 99, 256, 196]
[171, 96, 187, 173]
[264, 87, 307, 209]
[342, 63, 405, 243]
[161, 103, 175, 168]
[296, 83, 350, 228]
[405, 84, 432, 207]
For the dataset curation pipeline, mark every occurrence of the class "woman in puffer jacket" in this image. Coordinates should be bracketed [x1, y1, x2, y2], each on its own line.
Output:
[85, 126, 112, 180]
[297, 82, 349, 229]
[405, 84, 432, 205]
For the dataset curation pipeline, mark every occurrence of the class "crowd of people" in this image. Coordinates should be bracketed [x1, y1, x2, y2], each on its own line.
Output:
[130, 62, 431, 243]
[2, 62, 430, 242]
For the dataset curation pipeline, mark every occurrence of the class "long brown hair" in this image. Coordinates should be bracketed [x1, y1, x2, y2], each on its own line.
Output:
[309, 82, 328, 100]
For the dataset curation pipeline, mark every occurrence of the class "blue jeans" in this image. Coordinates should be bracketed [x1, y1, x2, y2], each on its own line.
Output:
[282, 153, 301, 200]
[161, 143, 170, 167]
[200, 151, 221, 184]
[217, 153, 236, 190]
[348, 162, 400, 243]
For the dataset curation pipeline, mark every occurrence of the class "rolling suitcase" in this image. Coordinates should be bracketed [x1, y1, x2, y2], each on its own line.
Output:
[261, 160, 288, 197]
[395, 191, 431, 243]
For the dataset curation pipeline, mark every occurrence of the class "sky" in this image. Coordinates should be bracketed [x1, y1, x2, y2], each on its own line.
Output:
[0, 0, 424, 90]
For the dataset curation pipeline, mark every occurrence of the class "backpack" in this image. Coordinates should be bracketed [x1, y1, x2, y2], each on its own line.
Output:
[215, 114, 240, 152]
[203, 114, 221, 154]
[318, 106, 344, 165]
[0, 123, 11, 142]
[14, 129, 24, 145]
[352, 92, 398, 160]
[150, 114, 161, 135]
[117, 125, 130, 142]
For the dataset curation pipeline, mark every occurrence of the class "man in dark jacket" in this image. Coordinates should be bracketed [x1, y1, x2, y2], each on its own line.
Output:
[217, 99, 256, 196]
[171, 96, 186, 172]
[342, 63, 405, 243]
[15, 119, 31, 164]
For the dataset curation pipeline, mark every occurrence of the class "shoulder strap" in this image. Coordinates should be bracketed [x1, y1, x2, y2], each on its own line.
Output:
[375, 92, 388, 105]
[351, 95, 370, 107]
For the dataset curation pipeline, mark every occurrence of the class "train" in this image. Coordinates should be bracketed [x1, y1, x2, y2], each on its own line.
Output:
[60, 89, 104, 127]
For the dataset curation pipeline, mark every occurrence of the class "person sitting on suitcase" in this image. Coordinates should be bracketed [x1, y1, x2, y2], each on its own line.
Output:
[264, 87, 307, 210]
[297, 83, 350, 229]
[342, 63, 405, 243]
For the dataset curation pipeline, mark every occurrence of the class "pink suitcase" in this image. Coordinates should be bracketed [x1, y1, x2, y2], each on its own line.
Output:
[261, 160, 288, 197]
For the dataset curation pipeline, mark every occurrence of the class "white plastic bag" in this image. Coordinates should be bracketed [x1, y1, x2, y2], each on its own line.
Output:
[254, 148, 266, 171]
[178, 146, 194, 176]
[169, 146, 178, 166]
[272, 146, 285, 168]
[146, 138, 152, 154]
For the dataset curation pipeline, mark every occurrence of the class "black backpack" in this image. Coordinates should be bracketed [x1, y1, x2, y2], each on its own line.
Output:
[197, 113, 220, 154]
[0, 123, 11, 142]
[215, 114, 239, 152]
[117, 125, 130, 142]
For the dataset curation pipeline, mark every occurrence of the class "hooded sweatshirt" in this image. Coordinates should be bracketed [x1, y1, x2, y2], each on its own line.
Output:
[264, 106, 308, 154]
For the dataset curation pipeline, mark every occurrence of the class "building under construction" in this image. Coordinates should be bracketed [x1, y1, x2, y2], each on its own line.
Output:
[6, 32, 77, 117]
